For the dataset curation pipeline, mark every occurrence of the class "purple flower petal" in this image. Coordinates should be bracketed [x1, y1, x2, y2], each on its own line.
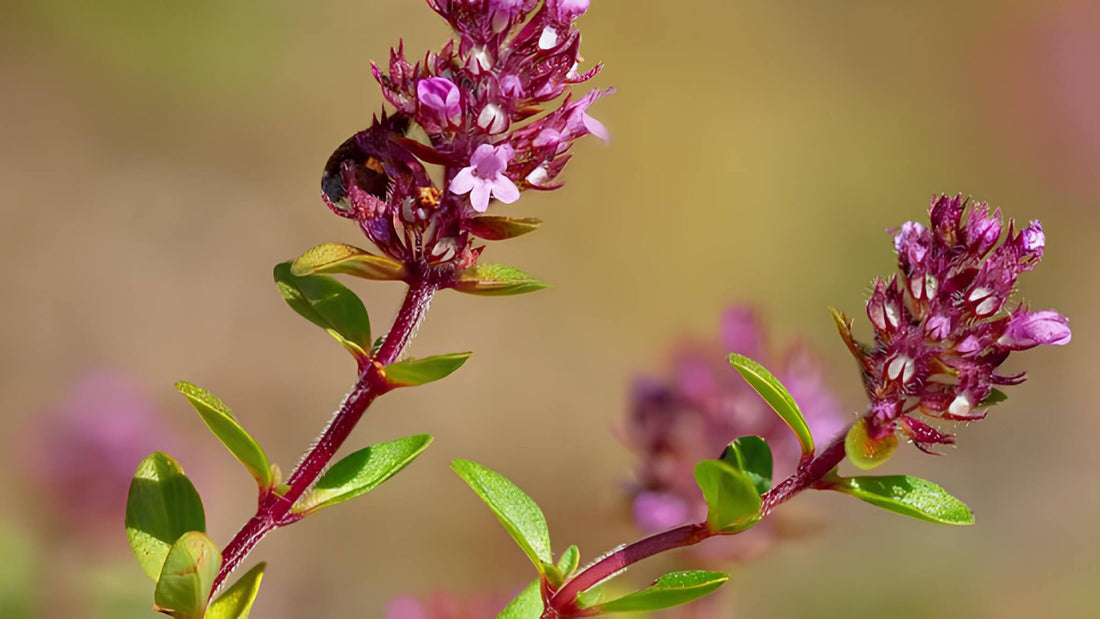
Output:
[448, 168, 476, 195]
[470, 182, 491, 212]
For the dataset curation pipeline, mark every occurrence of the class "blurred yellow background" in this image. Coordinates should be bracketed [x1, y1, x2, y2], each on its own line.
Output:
[1, 0, 1096, 617]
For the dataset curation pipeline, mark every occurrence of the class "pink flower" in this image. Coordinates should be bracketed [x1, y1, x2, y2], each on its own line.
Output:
[550, 0, 590, 22]
[999, 308, 1072, 349]
[417, 77, 461, 124]
[449, 143, 520, 212]
[566, 90, 610, 142]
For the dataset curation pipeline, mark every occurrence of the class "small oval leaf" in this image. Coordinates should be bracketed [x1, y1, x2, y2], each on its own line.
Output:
[290, 242, 406, 281]
[384, 353, 472, 387]
[979, 388, 1008, 407]
[693, 460, 762, 532]
[293, 434, 433, 515]
[154, 531, 222, 619]
[720, 435, 773, 495]
[454, 264, 549, 296]
[829, 475, 974, 525]
[205, 562, 265, 619]
[274, 262, 371, 360]
[557, 545, 580, 578]
[176, 382, 273, 489]
[451, 459, 553, 570]
[596, 570, 730, 613]
[126, 452, 206, 581]
[728, 354, 814, 455]
[845, 417, 899, 471]
[465, 216, 543, 241]
[497, 579, 543, 619]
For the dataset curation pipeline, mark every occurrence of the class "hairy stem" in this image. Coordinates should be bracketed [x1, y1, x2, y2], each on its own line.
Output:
[548, 429, 852, 617]
[212, 278, 438, 592]
[547, 524, 713, 616]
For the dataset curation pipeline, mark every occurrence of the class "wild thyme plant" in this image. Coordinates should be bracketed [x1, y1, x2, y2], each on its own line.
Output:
[124, 1, 608, 616]
[451, 195, 1071, 618]
[121, 2, 1071, 618]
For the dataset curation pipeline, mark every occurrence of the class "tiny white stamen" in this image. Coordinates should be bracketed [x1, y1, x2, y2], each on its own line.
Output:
[975, 297, 999, 317]
[909, 275, 924, 299]
[467, 47, 492, 74]
[887, 355, 914, 383]
[924, 274, 938, 298]
[968, 286, 992, 302]
[948, 394, 973, 417]
[525, 165, 549, 186]
[885, 301, 900, 329]
[539, 26, 560, 50]
[477, 103, 508, 134]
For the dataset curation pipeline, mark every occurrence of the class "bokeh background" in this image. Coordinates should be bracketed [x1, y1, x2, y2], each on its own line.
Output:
[1, 0, 1096, 617]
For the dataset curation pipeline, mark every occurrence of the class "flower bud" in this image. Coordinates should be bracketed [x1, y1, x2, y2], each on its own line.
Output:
[417, 77, 461, 124]
[999, 309, 1071, 350]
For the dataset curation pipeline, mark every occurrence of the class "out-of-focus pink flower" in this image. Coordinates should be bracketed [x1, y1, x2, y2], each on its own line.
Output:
[621, 307, 845, 562]
[385, 591, 507, 619]
[17, 371, 184, 542]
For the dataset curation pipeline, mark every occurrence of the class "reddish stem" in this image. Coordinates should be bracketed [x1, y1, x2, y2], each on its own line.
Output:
[548, 523, 713, 617]
[547, 429, 852, 617]
[211, 278, 439, 592]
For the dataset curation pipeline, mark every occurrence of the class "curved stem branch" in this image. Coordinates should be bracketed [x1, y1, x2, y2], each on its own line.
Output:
[211, 278, 438, 592]
[548, 428, 852, 617]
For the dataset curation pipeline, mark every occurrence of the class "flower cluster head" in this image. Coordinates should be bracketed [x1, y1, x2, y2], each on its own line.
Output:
[837, 194, 1071, 454]
[622, 307, 845, 560]
[319, 0, 611, 275]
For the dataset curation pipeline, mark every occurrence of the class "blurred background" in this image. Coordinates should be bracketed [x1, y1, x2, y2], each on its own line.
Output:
[1, 0, 1096, 616]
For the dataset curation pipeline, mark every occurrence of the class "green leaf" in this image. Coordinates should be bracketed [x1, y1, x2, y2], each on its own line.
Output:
[292, 435, 433, 515]
[497, 579, 543, 619]
[979, 388, 1008, 407]
[205, 562, 265, 619]
[543, 563, 566, 589]
[845, 417, 898, 471]
[451, 459, 553, 570]
[290, 242, 406, 281]
[154, 531, 222, 619]
[274, 262, 371, 360]
[176, 382, 273, 490]
[728, 353, 814, 454]
[575, 586, 604, 610]
[466, 216, 543, 240]
[384, 353, 472, 388]
[829, 475, 974, 525]
[720, 435, 773, 495]
[454, 264, 549, 296]
[693, 460, 762, 532]
[126, 452, 206, 581]
[557, 545, 580, 578]
[597, 571, 730, 613]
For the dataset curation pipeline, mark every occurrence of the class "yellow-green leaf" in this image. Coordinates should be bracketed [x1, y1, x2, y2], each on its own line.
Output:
[729, 353, 814, 455]
[176, 382, 273, 489]
[693, 460, 762, 532]
[384, 353, 472, 387]
[454, 264, 549, 296]
[292, 435, 433, 515]
[829, 475, 974, 525]
[126, 452, 206, 581]
[597, 571, 730, 613]
[154, 531, 222, 619]
[290, 242, 406, 281]
[205, 562, 265, 619]
[274, 262, 371, 361]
